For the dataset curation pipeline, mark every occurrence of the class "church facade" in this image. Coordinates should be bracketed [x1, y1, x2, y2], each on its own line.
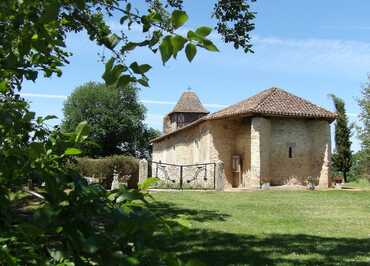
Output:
[151, 88, 336, 189]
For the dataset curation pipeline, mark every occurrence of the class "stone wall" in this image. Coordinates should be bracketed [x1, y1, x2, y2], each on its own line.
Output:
[309, 120, 331, 187]
[250, 117, 271, 187]
[152, 121, 212, 165]
[268, 118, 331, 186]
[163, 115, 171, 134]
[209, 118, 251, 189]
[153, 118, 252, 189]
[152, 116, 332, 189]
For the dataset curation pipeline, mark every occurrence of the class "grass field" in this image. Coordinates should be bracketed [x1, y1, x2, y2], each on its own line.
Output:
[150, 190, 370, 265]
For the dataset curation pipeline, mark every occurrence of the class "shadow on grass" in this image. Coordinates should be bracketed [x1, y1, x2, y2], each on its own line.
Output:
[149, 201, 370, 266]
[149, 201, 230, 222]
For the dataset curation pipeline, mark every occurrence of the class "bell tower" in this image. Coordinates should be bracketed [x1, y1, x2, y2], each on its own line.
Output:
[163, 90, 209, 134]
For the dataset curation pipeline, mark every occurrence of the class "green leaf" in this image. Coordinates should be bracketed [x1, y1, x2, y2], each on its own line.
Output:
[139, 64, 151, 73]
[75, 121, 89, 143]
[202, 39, 219, 52]
[102, 58, 115, 84]
[43, 115, 58, 121]
[171, 35, 187, 58]
[43, 1, 59, 22]
[195, 26, 212, 37]
[139, 177, 159, 190]
[108, 192, 117, 201]
[111, 64, 125, 79]
[31, 34, 38, 41]
[126, 2, 131, 12]
[118, 75, 135, 88]
[64, 148, 82, 156]
[48, 248, 64, 262]
[149, 11, 162, 23]
[159, 36, 173, 64]
[149, 30, 162, 47]
[105, 58, 115, 71]
[120, 15, 129, 24]
[28, 142, 44, 159]
[107, 34, 120, 49]
[26, 70, 38, 81]
[36, 115, 57, 125]
[104, 63, 125, 85]
[185, 43, 197, 62]
[0, 80, 9, 93]
[187, 31, 204, 42]
[137, 78, 149, 87]
[171, 10, 188, 29]
[121, 42, 137, 52]
[130, 62, 152, 74]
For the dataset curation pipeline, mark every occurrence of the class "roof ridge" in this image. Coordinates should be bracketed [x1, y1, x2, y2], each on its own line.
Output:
[250, 87, 277, 112]
[276, 88, 336, 114]
[209, 87, 273, 117]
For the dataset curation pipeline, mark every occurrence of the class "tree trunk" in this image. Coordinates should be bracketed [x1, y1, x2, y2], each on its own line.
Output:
[343, 171, 348, 183]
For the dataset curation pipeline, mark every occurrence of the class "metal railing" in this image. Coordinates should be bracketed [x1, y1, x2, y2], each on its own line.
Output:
[148, 161, 216, 190]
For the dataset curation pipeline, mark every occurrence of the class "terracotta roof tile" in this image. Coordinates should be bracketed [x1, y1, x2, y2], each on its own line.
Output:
[208, 87, 337, 120]
[170, 91, 209, 114]
[151, 87, 336, 143]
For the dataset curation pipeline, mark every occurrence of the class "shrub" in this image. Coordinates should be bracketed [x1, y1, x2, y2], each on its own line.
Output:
[75, 156, 139, 188]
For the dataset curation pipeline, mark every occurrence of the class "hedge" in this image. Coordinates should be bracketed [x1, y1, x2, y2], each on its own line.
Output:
[73, 155, 139, 189]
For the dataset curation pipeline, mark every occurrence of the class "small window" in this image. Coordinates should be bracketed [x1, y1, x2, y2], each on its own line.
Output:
[177, 114, 184, 123]
[288, 146, 293, 158]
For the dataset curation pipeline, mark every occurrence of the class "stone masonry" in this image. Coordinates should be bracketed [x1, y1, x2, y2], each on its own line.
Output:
[151, 88, 336, 189]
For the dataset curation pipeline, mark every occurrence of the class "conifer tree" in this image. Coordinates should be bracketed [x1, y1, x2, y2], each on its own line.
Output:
[330, 94, 353, 182]
[357, 76, 370, 176]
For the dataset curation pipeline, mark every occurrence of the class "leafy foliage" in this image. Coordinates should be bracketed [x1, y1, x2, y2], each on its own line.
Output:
[0, 0, 256, 93]
[213, 0, 256, 53]
[330, 94, 353, 182]
[357, 76, 370, 177]
[0, 0, 257, 264]
[0, 98, 187, 265]
[62, 82, 159, 157]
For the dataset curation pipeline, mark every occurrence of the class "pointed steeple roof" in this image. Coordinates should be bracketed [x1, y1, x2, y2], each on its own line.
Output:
[170, 91, 209, 114]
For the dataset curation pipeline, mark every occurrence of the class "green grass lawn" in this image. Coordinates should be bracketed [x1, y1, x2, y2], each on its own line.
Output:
[150, 190, 370, 265]
[344, 178, 370, 189]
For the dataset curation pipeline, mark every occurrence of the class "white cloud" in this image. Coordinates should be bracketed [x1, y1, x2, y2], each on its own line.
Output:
[20, 93, 67, 99]
[224, 35, 370, 77]
[20, 93, 227, 108]
[141, 100, 176, 105]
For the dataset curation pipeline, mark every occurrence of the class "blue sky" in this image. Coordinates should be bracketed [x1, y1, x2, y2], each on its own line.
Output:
[22, 0, 370, 151]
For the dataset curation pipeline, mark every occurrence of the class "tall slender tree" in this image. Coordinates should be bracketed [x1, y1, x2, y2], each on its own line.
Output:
[357, 75, 370, 176]
[330, 94, 353, 182]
